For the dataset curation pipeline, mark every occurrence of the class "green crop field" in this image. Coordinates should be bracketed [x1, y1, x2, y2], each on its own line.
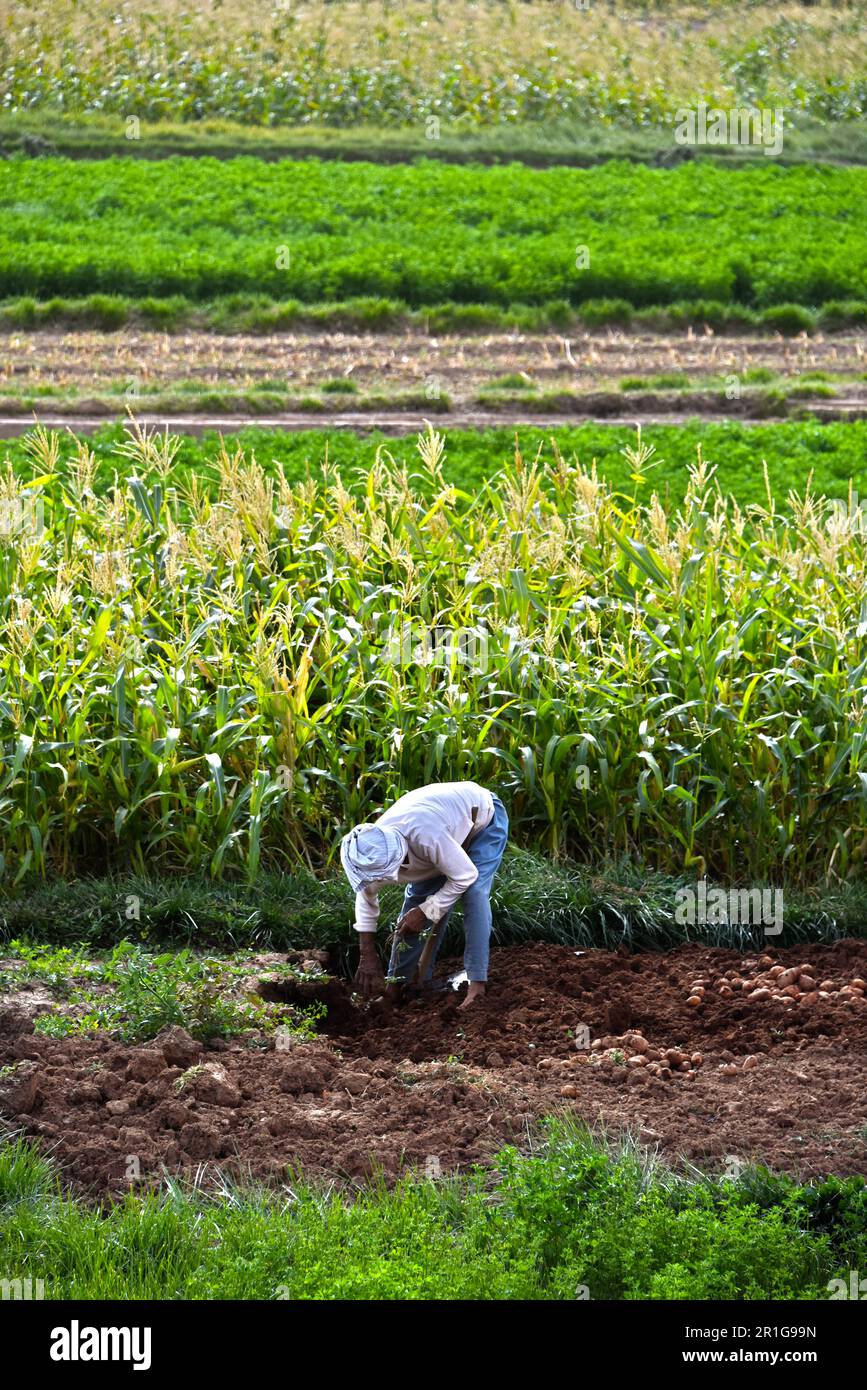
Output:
[2, 421, 866, 888]
[3, 156, 867, 316]
[5, 0, 866, 131]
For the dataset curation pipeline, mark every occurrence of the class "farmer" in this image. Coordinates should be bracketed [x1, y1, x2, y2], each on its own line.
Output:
[340, 781, 509, 1009]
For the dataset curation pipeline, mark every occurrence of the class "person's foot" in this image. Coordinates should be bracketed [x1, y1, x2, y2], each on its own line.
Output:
[458, 981, 486, 1010]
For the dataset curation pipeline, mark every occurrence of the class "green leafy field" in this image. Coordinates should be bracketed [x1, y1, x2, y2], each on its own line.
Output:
[1, 1125, 864, 1300]
[3, 157, 867, 313]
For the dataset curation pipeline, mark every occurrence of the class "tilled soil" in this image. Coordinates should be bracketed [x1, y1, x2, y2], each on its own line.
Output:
[1, 328, 865, 434]
[2, 941, 866, 1197]
[4, 329, 865, 396]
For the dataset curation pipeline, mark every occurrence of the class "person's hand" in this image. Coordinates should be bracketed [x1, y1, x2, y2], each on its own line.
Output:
[396, 906, 427, 936]
[353, 940, 385, 999]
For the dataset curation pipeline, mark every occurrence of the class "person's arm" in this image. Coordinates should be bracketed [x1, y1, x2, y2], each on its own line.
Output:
[353, 886, 380, 933]
[412, 835, 479, 924]
[352, 886, 385, 997]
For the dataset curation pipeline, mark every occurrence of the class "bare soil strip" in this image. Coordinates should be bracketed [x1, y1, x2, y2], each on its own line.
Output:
[4, 328, 864, 392]
[3, 941, 865, 1197]
[3, 329, 863, 433]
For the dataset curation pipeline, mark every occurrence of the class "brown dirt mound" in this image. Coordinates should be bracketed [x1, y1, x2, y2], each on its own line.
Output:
[2, 941, 866, 1197]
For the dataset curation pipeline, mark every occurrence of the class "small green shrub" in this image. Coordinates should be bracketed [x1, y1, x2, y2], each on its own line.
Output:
[579, 298, 634, 327]
[320, 378, 358, 394]
[760, 303, 817, 334]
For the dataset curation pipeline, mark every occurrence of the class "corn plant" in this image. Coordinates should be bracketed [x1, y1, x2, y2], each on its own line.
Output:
[5, 0, 865, 128]
[1, 421, 866, 889]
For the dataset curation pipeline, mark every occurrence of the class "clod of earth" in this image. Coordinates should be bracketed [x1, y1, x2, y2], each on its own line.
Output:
[156, 1025, 204, 1068]
[0, 1059, 40, 1114]
[185, 1063, 243, 1108]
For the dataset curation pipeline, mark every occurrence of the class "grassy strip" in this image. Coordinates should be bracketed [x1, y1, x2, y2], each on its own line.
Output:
[2, 862, 866, 959]
[5, 292, 867, 335]
[0, 387, 456, 418]
[0, 383, 857, 422]
[2, 417, 866, 514]
[3, 157, 867, 312]
[5, 112, 867, 169]
[0, 1123, 863, 1300]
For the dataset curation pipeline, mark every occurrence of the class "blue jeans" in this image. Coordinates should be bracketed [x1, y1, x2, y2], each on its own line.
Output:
[386, 795, 509, 985]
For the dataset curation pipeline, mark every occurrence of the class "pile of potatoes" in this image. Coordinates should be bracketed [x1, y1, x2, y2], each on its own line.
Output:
[580, 1030, 703, 1081]
[685, 958, 866, 1010]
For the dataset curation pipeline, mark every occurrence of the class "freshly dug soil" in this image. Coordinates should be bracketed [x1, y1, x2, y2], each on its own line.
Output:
[2, 941, 866, 1197]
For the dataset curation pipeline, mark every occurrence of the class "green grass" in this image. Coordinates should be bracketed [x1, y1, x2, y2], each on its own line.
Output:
[0, 372, 856, 420]
[2, 422, 867, 886]
[319, 378, 358, 396]
[0, 384, 451, 417]
[621, 373, 694, 392]
[481, 373, 537, 392]
[5, 111, 867, 170]
[3, 864, 867, 959]
[1, 1123, 864, 1300]
[743, 367, 779, 385]
[614, 370, 850, 404]
[0, 938, 322, 1044]
[3, 157, 867, 315]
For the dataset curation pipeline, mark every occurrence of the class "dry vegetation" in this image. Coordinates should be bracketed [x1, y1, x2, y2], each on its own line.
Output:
[4, 1, 866, 126]
[2, 327, 865, 405]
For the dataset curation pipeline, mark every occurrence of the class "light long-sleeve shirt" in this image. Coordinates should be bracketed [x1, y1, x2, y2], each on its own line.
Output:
[353, 781, 494, 933]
